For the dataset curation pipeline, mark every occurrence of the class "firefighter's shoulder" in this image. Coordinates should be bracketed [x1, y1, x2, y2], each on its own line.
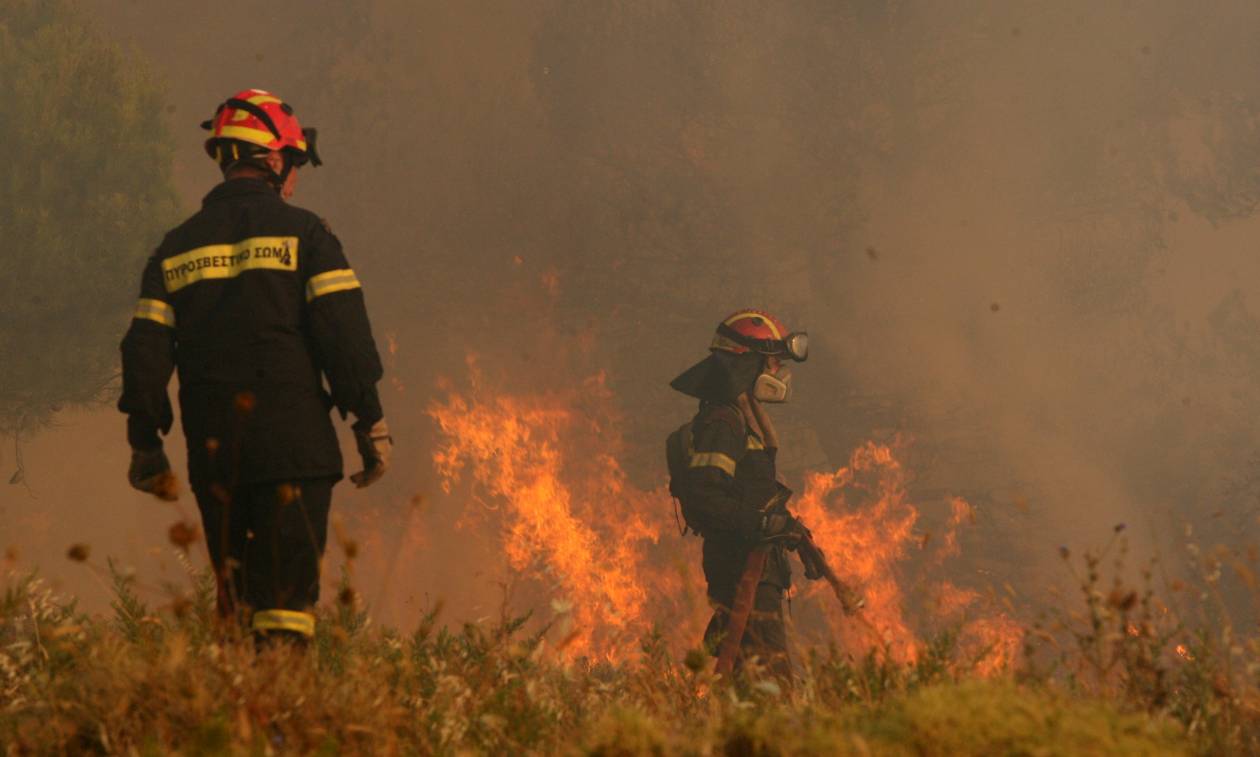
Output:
[280, 201, 340, 239]
[310, 214, 343, 247]
[692, 403, 745, 440]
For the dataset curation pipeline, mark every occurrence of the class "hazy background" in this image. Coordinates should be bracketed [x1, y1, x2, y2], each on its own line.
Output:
[4, 0, 1260, 631]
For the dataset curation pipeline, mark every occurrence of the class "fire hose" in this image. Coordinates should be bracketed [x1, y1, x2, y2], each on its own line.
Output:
[714, 488, 867, 677]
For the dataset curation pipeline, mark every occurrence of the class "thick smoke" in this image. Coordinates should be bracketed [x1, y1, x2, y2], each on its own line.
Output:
[4, 0, 1260, 628]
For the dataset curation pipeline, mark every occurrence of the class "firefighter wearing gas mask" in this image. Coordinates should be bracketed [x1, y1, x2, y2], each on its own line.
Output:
[666, 310, 810, 678]
[118, 89, 391, 643]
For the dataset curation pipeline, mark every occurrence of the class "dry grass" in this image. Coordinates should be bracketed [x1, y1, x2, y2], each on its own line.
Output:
[1, 533, 1257, 755]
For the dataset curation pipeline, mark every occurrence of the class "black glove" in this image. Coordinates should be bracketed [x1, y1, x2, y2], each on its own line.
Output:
[351, 418, 392, 488]
[128, 446, 177, 501]
[799, 546, 826, 580]
[761, 511, 809, 548]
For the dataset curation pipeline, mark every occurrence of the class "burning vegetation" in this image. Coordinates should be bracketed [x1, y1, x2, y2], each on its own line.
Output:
[426, 360, 1020, 677]
[429, 364, 700, 661]
[6, 0, 1260, 752]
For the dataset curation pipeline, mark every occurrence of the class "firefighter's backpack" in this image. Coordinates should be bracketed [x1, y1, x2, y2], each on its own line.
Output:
[666, 420, 706, 534]
[665, 421, 692, 495]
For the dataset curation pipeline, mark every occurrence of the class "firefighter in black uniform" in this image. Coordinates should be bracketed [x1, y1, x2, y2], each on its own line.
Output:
[119, 89, 391, 642]
[667, 310, 812, 678]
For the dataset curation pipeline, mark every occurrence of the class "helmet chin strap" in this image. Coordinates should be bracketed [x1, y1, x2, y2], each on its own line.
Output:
[263, 152, 296, 192]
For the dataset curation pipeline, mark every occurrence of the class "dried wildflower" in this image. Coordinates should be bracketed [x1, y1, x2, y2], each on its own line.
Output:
[1107, 590, 1138, 612]
[168, 521, 200, 552]
[338, 586, 357, 607]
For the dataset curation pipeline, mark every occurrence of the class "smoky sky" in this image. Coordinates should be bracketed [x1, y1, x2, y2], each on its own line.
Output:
[5, 0, 1260, 626]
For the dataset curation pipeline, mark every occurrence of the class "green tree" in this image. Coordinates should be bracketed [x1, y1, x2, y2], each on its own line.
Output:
[0, 0, 179, 439]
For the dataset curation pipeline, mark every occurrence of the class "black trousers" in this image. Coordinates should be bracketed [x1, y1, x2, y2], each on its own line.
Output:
[703, 581, 791, 680]
[193, 478, 333, 637]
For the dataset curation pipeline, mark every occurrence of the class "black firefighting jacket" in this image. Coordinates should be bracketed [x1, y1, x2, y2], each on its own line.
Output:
[671, 401, 792, 604]
[118, 178, 383, 488]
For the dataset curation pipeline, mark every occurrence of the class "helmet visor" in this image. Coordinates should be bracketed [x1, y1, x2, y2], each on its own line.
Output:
[785, 332, 809, 362]
[715, 321, 809, 360]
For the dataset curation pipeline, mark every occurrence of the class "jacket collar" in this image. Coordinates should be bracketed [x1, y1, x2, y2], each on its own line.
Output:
[202, 177, 277, 206]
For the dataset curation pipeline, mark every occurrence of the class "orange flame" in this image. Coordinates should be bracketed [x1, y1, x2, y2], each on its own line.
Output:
[961, 615, 1024, 675]
[793, 442, 921, 661]
[430, 367, 683, 660]
[429, 369, 1021, 670]
[936, 497, 975, 561]
[793, 441, 1022, 672]
[936, 581, 982, 616]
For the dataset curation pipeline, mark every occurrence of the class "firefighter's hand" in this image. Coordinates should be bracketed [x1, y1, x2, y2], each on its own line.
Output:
[801, 549, 826, 581]
[128, 446, 178, 501]
[351, 418, 392, 488]
[761, 512, 808, 548]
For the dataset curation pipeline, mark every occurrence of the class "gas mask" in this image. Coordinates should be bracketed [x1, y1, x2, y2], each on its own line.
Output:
[754, 366, 793, 403]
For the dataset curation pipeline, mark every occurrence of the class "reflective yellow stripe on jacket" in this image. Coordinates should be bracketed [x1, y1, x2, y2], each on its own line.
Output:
[687, 429, 762, 477]
[251, 609, 316, 637]
[133, 298, 175, 327]
[689, 451, 736, 476]
[306, 268, 361, 301]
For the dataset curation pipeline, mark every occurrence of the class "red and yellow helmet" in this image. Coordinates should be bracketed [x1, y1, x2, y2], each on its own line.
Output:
[201, 88, 322, 167]
[711, 309, 809, 362]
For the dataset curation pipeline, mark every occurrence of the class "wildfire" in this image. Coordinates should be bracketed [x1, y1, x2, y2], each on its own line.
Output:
[428, 367, 1021, 671]
[792, 441, 1022, 671]
[961, 615, 1024, 675]
[937, 497, 975, 560]
[792, 443, 921, 661]
[429, 366, 686, 660]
